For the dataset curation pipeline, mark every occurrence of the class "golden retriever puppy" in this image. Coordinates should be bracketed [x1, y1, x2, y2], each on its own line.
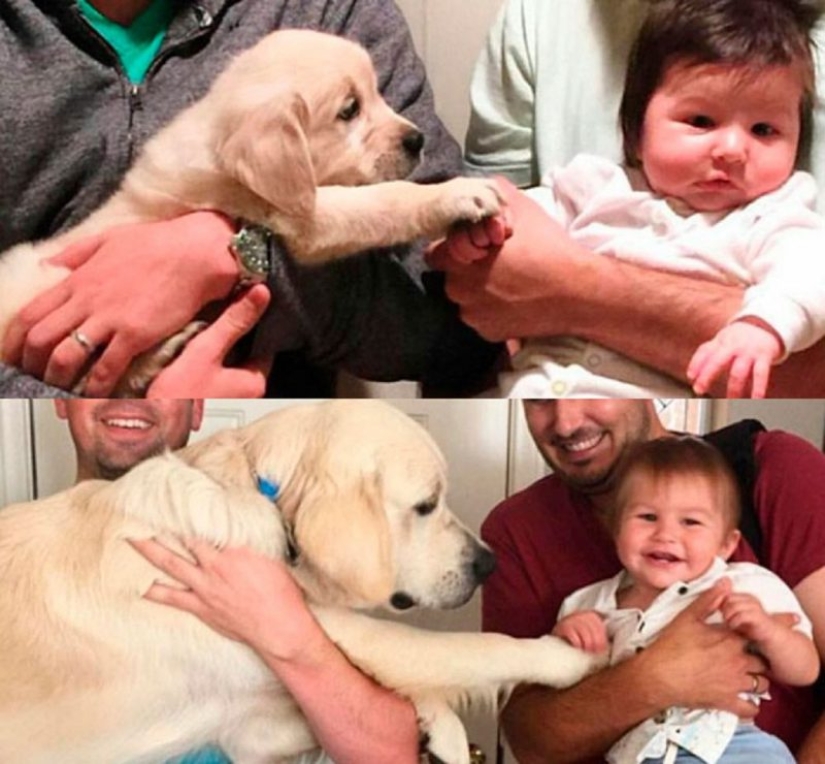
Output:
[0, 401, 601, 764]
[0, 30, 503, 394]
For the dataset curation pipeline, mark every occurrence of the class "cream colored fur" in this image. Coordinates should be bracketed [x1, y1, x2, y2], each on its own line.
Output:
[0, 30, 502, 394]
[0, 401, 601, 763]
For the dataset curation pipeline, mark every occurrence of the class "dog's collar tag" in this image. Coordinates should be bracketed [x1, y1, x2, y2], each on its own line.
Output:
[255, 474, 280, 501]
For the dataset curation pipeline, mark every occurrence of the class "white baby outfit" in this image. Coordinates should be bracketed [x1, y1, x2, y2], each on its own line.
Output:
[499, 155, 825, 397]
[558, 558, 813, 764]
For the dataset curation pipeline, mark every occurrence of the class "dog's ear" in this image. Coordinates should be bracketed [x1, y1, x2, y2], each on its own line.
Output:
[219, 92, 316, 224]
[293, 471, 394, 606]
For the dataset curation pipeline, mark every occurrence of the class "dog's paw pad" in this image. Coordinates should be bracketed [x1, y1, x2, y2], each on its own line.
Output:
[443, 178, 503, 223]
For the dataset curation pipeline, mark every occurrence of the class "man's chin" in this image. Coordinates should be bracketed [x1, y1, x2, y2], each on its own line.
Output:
[96, 445, 165, 480]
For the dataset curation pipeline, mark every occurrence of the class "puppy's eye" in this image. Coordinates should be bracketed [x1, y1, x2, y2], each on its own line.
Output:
[413, 499, 438, 516]
[337, 97, 360, 122]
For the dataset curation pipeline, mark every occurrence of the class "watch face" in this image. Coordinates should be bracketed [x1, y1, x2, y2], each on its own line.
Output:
[233, 225, 272, 279]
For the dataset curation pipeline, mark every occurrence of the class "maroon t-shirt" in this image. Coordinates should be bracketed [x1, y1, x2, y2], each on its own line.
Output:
[482, 430, 825, 760]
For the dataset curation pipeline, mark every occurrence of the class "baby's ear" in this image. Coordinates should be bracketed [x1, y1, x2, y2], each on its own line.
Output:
[721, 528, 742, 560]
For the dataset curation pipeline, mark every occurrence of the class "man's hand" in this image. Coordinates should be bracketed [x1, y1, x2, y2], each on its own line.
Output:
[130, 537, 322, 661]
[427, 176, 578, 341]
[147, 285, 271, 398]
[641, 579, 768, 717]
[3, 212, 240, 396]
[688, 319, 783, 398]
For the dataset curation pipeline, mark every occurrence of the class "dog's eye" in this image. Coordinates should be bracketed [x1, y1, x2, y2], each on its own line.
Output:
[413, 499, 438, 516]
[337, 97, 360, 122]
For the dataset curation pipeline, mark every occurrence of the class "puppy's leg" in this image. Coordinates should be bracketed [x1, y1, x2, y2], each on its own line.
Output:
[108, 321, 207, 397]
[416, 697, 472, 764]
[278, 178, 504, 265]
[220, 696, 318, 764]
[0, 243, 69, 357]
[313, 607, 605, 697]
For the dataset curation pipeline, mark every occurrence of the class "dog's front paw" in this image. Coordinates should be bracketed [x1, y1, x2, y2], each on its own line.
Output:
[435, 177, 504, 228]
[528, 636, 609, 690]
[416, 698, 471, 764]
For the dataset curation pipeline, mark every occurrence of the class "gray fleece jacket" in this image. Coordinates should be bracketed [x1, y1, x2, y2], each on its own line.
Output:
[0, 0, 498, 397]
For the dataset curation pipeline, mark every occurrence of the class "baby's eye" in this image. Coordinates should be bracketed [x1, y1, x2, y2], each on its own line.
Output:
[751, 122, 776, 137]
[638, 512, 658, 522]
[682, 517, 703, 527]
[687, 114, 714, 129]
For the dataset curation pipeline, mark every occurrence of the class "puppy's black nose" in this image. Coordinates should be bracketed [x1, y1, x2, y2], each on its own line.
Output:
[472, 547, 497, 583]
[402, 129, 425, 157]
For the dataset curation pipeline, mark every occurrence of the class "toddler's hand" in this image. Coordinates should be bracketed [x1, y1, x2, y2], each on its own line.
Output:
[687, 319, 783, 398]
[552, 610, 608, 653]
[719, 592, 776, 644]
[441, 212, 512, 265]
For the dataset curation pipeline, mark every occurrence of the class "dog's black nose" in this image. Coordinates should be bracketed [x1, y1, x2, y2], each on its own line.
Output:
[472, 547, 497, 583]
[402, 129, 425, 157]
[391, 592, 416, 610]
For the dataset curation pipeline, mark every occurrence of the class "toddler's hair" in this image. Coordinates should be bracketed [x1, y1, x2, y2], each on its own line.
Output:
[613, 435, 742, 532]
[620, 0, 821, 167]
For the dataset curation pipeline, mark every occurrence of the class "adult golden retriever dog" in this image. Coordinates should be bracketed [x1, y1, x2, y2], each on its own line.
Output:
[0, 401, 600, 764]
[0, 30, 502, 394]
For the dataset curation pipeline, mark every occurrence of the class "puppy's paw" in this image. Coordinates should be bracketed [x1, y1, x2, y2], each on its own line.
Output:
[435, 177, 504, 228]
[112, 321, 207, 397]
[525, 635, 609, 690]
[416, 698, 471, 764]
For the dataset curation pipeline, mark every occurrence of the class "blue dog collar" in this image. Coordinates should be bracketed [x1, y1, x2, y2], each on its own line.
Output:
[255, 474, 280, 501]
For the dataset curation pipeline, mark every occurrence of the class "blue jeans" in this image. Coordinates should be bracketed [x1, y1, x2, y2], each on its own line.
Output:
[644, 724, 795, 764]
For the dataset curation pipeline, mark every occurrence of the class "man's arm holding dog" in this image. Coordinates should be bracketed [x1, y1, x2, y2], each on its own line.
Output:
[132, 539, 420, 764]
[4, 0, 500, 397]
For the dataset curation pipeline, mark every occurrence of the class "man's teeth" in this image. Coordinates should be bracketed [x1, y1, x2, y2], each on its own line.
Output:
[104, 418, 151, 430]
[564, 434, 602, 452]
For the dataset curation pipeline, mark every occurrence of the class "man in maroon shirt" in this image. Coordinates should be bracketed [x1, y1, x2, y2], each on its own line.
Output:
[482, 400, 825, 764]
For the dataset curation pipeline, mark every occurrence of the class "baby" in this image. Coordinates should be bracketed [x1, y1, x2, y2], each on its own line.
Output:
[448, 0, 825, 398]
[552, 436, 819, 764]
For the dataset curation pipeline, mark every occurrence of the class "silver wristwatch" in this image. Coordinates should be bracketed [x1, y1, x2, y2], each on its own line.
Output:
[228, 222, 274, 289]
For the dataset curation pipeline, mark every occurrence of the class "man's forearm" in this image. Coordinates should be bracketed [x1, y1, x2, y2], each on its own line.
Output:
[502, 658, 663, 764]
[558, 255, 735, 386]
[262, 633, 419, 764]
[797, 713, 825, 764]
[551, 253, 825, 396]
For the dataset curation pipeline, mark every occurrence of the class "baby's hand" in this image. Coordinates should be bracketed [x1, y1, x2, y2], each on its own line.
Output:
[719, 592, 777, 644]
[552, 610, 609, 653]
[687, 319, 783, 398]
[442, 212, 512, 265]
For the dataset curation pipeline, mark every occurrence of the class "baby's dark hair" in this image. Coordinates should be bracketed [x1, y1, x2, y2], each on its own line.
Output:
[620, 0, 821, 167]
[613, 436, 742, 532]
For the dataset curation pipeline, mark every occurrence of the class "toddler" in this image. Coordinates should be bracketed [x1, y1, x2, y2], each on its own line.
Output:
[448, 0, 825, 398]
[552, 436, 820, 763]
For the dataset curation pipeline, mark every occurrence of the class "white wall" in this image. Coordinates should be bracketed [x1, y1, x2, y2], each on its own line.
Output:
[396, 0, 504, 143]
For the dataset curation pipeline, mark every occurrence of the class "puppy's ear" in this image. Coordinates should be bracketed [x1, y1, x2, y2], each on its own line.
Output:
[219, 92, 316, 223]
[294, 471, 394, 606]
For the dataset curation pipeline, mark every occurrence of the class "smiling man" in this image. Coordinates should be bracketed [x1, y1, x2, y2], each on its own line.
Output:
[54, 399, 204, 481]
[481, 399, 825, 764]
